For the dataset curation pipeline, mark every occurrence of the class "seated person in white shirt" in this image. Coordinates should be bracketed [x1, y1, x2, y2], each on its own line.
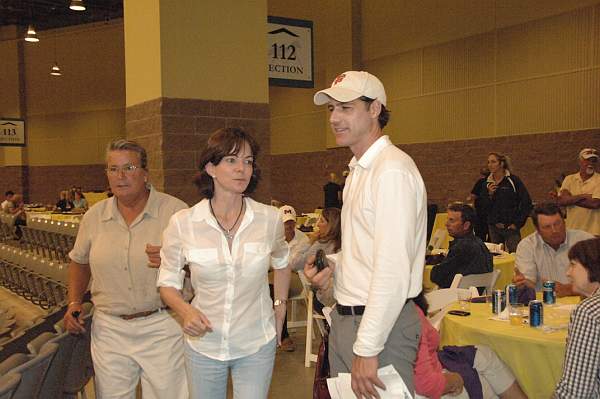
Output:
[1, 190, 14, 212]
[280, 205, 310, 258]
[513, 202, 593, 297]
[274, 205, 309, 352]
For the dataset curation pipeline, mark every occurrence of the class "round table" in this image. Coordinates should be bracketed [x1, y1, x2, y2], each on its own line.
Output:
[423, 253, 515, 291]
[440, 295, 579, 398]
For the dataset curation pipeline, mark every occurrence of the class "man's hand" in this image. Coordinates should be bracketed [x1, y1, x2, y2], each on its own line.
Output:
[351, 355, 385, 399]
[554, 281, 575, 297]
[303, 254, 334, 290]
[63, 302, 86, 334]
[145, 244, 161, 268]
[513, 268, 535, 289]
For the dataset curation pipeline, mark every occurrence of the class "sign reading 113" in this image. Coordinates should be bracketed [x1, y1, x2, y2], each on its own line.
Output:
[271, 43, 296, 60]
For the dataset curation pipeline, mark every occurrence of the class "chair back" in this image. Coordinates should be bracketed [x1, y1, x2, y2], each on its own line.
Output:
[450, 269, 502, 294]
[10, 342, 58, 399]
[428, 228, 447, 250]
[37, 333, 75, 399]
[0, 373, 21, 399]
[424, 287, 476, 330]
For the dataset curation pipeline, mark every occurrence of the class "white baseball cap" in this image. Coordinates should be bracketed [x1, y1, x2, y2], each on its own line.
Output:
[279, 205, 297, 223]
[579, 148, 599, 160]
[314, 71, 387, 107]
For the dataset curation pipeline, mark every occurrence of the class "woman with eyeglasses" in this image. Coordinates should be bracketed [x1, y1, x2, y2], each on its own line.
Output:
[157, 127, 290, 399]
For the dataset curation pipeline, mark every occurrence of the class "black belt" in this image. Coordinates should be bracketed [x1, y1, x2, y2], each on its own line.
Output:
[336, 298, 415, 316]
[336, 305, 365, 316]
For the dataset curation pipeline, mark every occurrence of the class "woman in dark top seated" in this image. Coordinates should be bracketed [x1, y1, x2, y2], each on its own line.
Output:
[55, 190, 74, 212]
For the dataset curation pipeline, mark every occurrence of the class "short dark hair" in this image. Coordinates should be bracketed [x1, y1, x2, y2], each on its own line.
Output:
[531, 202, 563, 229]
[447, 202, 477, 230]
[359, 96, 390, 129]
[4, 191, 14, 197]
[194, 127, 261, 199]
[568, 238, 600, 283]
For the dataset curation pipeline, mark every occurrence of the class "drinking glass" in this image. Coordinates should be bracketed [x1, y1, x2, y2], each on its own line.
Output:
[458, 290, 472, 312]
[509, 304, 525, 326]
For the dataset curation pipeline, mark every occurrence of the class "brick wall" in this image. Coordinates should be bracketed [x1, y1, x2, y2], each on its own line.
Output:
[272, 129, 600, 214]
[126, 97, 271, 207]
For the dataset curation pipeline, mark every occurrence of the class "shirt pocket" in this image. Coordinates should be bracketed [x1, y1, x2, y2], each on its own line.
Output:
[186, 248, 224, 282]
[242, 242, 271, 277]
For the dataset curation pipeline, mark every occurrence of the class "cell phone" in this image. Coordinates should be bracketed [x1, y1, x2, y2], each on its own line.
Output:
[448, 310, 470, 316]
[314, 249, 328, 272]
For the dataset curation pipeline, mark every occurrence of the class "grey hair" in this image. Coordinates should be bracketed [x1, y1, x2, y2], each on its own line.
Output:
[106, 139, 148, 170]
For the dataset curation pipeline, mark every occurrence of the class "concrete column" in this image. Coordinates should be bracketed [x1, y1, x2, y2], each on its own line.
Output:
[123, 0, 271, 205]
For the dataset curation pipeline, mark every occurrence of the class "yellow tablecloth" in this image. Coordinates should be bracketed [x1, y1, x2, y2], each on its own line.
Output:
[83, 191, 108, 207]
[423, 253, 515, 291]
[440, 295, 579, 399]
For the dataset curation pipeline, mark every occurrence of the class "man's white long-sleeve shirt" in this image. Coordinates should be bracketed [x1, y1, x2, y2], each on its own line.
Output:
[334, 135, 427, 357]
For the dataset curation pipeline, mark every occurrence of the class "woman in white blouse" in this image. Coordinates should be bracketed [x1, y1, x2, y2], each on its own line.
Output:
[157, 127, 290, 399]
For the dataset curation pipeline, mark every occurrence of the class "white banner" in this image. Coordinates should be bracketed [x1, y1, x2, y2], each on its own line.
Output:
[268, 16, 313, 88]
[0, 119, 25, 146]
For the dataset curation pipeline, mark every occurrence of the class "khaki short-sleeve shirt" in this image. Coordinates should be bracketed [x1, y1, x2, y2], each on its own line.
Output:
[69, 187, 187, 315]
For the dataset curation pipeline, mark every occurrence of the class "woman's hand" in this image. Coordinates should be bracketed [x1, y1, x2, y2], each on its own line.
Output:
[443, 372, 464, 396]
[63, 302, 86, 334]
[182, 305, 213, 337]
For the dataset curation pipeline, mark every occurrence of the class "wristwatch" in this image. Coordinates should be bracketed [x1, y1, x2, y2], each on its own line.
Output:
[273, 299, 287, 307]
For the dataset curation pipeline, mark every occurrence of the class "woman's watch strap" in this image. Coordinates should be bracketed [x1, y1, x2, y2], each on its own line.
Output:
[273, 299, 287, 307]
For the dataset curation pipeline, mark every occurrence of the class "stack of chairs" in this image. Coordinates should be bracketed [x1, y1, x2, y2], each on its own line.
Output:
[0, 217, 78, 310]
[0, 302, 94, 399]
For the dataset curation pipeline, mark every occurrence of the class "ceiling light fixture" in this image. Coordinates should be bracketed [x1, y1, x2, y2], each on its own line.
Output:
[50, 35, 62, 76]
[25, 24, 39, 42]
[50, 63, 62, 76]
[69, 0, 86, 11]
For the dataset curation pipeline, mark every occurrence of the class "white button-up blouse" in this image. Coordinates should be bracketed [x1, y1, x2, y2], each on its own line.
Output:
[157, 197, 289, 361]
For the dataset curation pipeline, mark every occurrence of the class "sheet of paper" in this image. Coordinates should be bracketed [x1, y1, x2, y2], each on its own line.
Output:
[326, 365, 413, 399]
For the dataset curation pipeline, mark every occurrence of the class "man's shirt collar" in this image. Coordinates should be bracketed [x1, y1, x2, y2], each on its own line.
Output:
[101, 185, 159, 222]
[348, 135, 391, 171]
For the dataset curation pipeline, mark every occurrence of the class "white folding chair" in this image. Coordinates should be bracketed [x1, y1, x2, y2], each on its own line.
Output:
[428, 228, 447, 250]
[424, 287, 477, 330]
[287, 272, 307, 329]
[297, 271, 327, 367]
[450, 269, 502, 294]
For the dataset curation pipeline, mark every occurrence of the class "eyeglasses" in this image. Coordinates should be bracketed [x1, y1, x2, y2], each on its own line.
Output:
[105, 164, 141, 175]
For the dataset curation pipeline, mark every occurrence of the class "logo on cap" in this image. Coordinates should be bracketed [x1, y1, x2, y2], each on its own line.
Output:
[333, 74, 346, 85]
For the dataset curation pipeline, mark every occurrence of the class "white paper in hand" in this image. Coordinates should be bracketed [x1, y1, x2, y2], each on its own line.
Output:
[327, 365, 413, 399]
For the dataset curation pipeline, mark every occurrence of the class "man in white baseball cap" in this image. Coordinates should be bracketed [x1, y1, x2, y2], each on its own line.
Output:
[305, 71, 428, 398]
[557, 148, 600, 235]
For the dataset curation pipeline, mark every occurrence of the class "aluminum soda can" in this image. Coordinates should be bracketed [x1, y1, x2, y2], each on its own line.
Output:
[529, 300, 544, 327]
[506, 284, 518, 305]
[543, 281, 556, 305]
[492, 289, 506, 314]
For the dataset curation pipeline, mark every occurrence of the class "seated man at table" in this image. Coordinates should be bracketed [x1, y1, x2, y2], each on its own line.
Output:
[514, 202, 593, 297]
[430, 203, 493, 288]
